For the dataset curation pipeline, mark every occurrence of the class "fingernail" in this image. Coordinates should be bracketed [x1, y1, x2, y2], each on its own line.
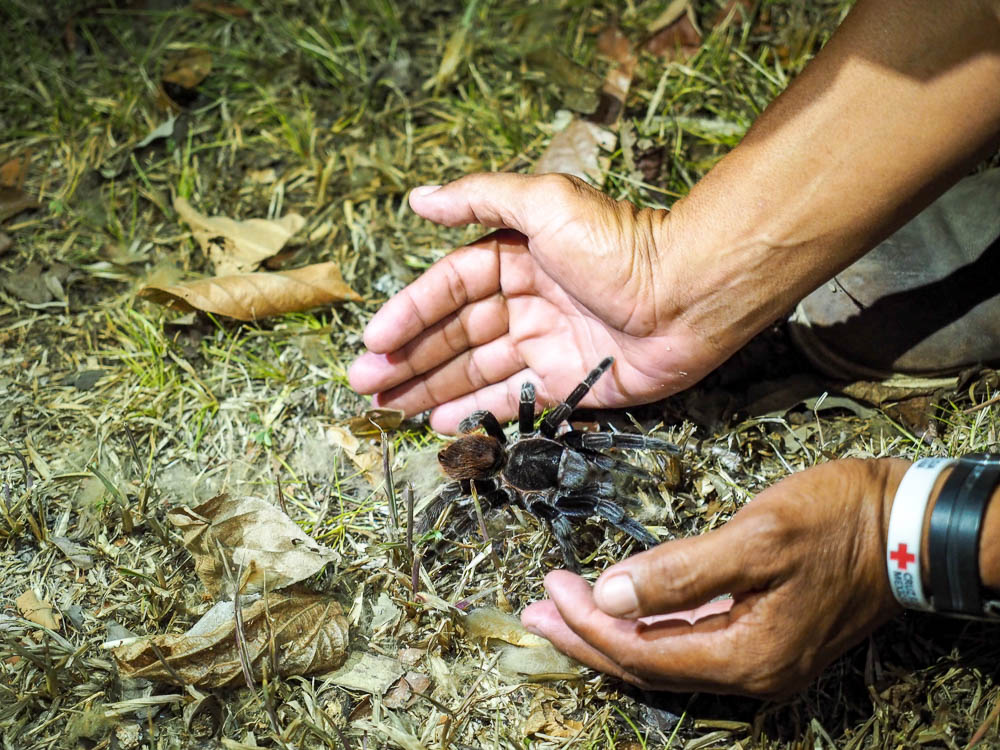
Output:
[410, 184, 442, 198]
[596, 573, 638, 617]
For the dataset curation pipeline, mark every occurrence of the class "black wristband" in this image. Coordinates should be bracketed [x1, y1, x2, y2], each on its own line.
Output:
[927, 453, 1000, 616]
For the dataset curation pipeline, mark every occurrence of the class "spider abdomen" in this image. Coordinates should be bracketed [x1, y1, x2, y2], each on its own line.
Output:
[502, 438, 563, 491]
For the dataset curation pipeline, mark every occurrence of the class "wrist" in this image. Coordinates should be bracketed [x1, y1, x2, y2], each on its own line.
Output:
[920, 463, 1000, 596]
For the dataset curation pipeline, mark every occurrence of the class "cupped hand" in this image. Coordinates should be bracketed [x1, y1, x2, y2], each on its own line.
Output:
[348, 173, 726, 433]
[521, 458, 910, 697]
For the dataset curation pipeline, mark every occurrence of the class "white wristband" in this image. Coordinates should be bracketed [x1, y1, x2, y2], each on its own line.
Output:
[887, 457, 956, 611]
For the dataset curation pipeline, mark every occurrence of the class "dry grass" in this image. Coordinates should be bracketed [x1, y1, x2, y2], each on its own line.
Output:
[2, 0, 999, 748]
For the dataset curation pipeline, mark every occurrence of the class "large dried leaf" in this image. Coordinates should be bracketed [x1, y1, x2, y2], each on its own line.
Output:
[167, 493, 339, 598]
[16, 589, 60, 630]
[533, 119, 616, 185]
[173, 196, 305, 275]
[138, 261, 361, 321]
[464, 608, 580, 680]
[113, 593, 348, 688]
[324, 650, 404, 694]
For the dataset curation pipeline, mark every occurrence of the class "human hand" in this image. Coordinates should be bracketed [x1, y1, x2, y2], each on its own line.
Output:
[349, 173, 728, 433]
[521, 458, 910, 697]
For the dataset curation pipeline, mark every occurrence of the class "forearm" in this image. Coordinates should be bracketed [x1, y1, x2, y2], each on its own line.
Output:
[664, 0, 1000, 352]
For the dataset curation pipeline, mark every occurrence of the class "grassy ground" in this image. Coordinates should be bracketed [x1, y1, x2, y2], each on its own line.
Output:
[2, 0, 999, 748]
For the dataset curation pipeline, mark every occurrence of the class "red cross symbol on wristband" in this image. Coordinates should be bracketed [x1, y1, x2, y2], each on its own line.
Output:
[890, 542, 916, 570]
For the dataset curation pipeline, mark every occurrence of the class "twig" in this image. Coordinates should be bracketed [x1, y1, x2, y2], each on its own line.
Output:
[469, 483, 502, 572]
[404, 481, 414, 563]
[967, 695, 1000, 749]
[274, 458, 288, 515]
[963, 393, 1000, 414]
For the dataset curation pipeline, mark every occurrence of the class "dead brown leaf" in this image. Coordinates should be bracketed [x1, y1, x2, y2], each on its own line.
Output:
[644, 9, 702, 61]
[173, 196, 305, 275]
[839, 375, 957, 406]
[138, 261, 361, 321]
[533, 120, 616, 185]
[593, 25, 638, 125]
[0, 154, 30, 188]
[383, 671, 432, 709]
[112, 593, 348, 688]
[345, 408, 405, 437]
[326, 425, 382, 485]
[16, 589, 60, 630]
[523, 696, 585, 738]
[163, 48, 213, 90]
[0, 187, 39, 224]
[166, 493, 339, 598]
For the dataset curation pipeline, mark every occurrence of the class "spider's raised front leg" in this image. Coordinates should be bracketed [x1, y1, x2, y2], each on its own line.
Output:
[458, 410, 507, 443]
[518, 382, 536, 437]
[540, 356, 614, 438]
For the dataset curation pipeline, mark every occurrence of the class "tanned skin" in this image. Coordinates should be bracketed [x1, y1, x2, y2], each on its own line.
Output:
[351, 0, 1000, 695]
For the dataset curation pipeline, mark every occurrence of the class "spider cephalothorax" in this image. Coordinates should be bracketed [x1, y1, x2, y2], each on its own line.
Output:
[435, 356, 682, 570]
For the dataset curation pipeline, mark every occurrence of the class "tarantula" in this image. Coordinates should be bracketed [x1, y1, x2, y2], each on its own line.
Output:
[436, 356, 682, 570]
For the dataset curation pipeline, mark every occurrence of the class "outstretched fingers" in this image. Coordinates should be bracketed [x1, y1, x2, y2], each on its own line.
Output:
[361, 240, 503, 356]
[366, 337, 528, 419]
[349, 292, 510, 396]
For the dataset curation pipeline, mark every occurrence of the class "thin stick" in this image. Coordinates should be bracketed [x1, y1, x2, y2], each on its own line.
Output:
[967, 696, 1000, 749]
[469, 483, 501, 572]
[380, 431, 399, 532]
[404, 482, 415, 563]
[963, 393, 1000, 414]
[274, 459, 288, 515]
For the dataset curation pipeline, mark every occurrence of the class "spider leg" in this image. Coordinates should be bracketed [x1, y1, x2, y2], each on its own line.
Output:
[549, 514, 581, 572]
[539, 356, 614, 438]
[591, 497, 659, 547]
[565, 430, 683, 455]
[559, 481, 658, 547]
[581, 451, 661, 483]
[458, 410, 507, 443]
[420, 478, 502, 536]
[518, 381, 536, 436]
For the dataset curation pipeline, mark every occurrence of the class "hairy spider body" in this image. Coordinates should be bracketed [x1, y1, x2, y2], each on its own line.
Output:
[435, 356, 682, 570]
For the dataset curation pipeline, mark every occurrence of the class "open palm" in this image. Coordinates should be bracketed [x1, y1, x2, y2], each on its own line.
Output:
[348, 173, 722, 433]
